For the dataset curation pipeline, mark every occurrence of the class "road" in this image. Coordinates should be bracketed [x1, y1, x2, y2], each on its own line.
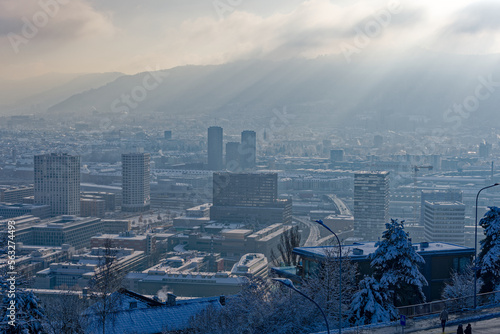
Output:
[294, 216, 320, 247]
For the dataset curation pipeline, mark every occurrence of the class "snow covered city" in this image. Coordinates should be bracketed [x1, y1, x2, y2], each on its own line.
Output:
[3, 0, 500, 333]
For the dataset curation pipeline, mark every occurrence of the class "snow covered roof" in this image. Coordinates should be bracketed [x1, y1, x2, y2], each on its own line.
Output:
[294, 242, 474, 260]
[84, 289, 223, 334]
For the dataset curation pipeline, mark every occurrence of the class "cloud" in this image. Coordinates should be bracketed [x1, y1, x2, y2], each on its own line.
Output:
[154, 0, 427, 66]
[426, 1, 500, 54]
[0, 0, 115, 46]
[446, 1, 500, 34]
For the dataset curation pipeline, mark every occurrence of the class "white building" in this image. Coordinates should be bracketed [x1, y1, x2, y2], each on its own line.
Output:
[423, 201, 465, 245]
[353, 171, 390, 241]
[34, 153, 80, 216]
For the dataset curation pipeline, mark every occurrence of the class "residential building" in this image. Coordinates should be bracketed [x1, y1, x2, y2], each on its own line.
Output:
[353, 171, 390, 241]
[122, 153, 150, 212]
[34, 153, 80, 216]
[423, 201, 466, 245]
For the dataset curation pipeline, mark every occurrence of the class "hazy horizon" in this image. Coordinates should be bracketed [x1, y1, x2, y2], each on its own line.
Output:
[2, 0, 500, 81]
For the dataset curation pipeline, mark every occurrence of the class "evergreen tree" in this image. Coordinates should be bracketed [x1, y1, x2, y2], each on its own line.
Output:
[349, 275, 398, 325]
[478, 206, 500, 293]
[1, 280, 45, 333]
[371, 219, 427, 306]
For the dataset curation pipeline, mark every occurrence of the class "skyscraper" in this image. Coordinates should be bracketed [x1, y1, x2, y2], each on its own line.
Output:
[225, 141, 240, 171]
[122, 153, 150, 212]
[208, 126, 223, 170]
[240, 130, 256, 170]
[34, 153, 80, 216]
[354, 171, 390, 241]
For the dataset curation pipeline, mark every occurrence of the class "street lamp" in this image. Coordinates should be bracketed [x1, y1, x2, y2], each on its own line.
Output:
[474, 183, 499, 309]
[315, 219, 342, 334]
[273, 278, 330, 334]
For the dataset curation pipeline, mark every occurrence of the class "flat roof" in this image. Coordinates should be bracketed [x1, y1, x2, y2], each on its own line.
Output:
[294, 241, 474, 260]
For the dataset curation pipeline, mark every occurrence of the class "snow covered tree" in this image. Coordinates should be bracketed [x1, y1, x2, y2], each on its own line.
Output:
[442, 264, 482, 311]
[0, 262, 45, 333]
[0, 282, 45, 333]
[348, 275, 398, 326]
[189, 277, 320, 334]
[371, 219, 427, 306]
[478, 206, 500, 293]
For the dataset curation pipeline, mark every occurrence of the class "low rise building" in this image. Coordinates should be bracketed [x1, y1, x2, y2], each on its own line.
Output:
[230, 253, 268, 278]
[90, 231, 156, 254]
[281, 241, 474, 301]
[0, 202, 51, 219]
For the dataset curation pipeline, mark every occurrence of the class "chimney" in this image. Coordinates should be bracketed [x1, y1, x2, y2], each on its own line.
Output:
[167, 293, 177, 306]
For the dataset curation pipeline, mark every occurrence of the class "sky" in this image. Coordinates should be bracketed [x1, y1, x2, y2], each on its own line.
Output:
[1, 0, 500, 80]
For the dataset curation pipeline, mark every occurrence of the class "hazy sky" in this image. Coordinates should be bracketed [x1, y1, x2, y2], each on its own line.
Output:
[1, 0, 499, 80]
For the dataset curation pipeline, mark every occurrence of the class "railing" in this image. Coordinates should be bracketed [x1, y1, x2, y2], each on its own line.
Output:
[397, 290, 500, 318]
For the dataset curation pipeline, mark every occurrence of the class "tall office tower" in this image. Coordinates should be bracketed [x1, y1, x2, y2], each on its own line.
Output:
[34, 153, 80, 216]
[354, 171, 390, 241]
[420, 189, 463, 225]
[122, 153, 150, 212]
[225, 142, 240, 171]
[330, 149, 344, 162]
[208, 126, 223, 170]
[240, 130, 256, 170]
[211, 172, 292, 225]
[423, 201, 465, 245]
[479, 142, 492, 158]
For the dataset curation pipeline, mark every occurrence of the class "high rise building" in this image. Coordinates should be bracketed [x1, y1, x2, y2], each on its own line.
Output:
[423, 201, 465, 245]
[207, 126, 223, 170]
[34, 153, 80, 216]
[330, 149, 344, 162]
[122, 153, 150, 212]
[225, 142, 240, 171]
[211, 172, 291, 225]
[240, 130, 256, 170]
[420, 189, 463, 225]
[354, 171, 390, 241]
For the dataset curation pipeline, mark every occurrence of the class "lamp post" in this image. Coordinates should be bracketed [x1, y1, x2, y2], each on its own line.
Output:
[474, 183, 499, 309]
[315, 219, 342, 334]
[273, 278, 330, 334]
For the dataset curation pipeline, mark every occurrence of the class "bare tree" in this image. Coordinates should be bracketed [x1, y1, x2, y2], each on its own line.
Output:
[270, 226, 301, 266]
[301, 248, 358, 327]
[42, 290, 89, 334]
[442, 264, 482, 311]
[87, 239, 123, 334]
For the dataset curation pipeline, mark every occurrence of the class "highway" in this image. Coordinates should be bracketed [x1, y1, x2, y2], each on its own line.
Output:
[294, 215, 321, 247]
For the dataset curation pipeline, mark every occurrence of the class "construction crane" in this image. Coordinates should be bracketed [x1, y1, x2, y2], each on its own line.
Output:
[413, 165, 433, 224]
